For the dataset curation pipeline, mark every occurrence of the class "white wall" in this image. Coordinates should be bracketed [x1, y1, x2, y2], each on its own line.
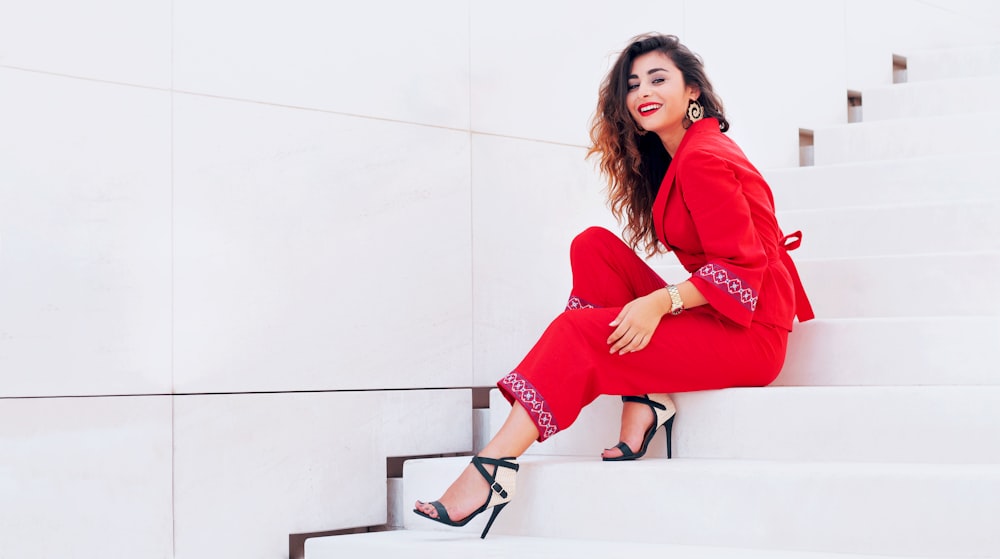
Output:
[0, 1, 997, 557]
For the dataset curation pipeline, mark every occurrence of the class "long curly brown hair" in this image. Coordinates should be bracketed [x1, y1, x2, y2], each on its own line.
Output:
[587, 33, 729, 256]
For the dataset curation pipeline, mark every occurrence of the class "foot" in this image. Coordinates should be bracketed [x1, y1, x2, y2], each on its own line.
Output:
[414, 461, 493, 522]
[600, 400, 654, 459]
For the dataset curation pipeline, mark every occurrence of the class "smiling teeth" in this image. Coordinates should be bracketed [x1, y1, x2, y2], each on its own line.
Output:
[640, 104, 662, 113]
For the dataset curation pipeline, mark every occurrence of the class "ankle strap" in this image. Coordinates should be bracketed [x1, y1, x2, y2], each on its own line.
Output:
[622, 394, 667, 411]
[471, 456, 519, 499]
[472, 456, 519, 471]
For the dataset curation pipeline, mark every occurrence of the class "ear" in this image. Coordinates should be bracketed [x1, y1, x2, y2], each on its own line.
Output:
[687, 85, 701, 101]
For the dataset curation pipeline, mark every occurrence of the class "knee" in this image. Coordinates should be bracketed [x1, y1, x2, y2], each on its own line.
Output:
[570, 226, 620, 262]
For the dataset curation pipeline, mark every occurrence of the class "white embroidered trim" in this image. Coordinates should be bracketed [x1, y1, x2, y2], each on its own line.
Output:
[500, 371, 559, 441]
[566, 295, 596, 310]
[698, 263, 758, 311]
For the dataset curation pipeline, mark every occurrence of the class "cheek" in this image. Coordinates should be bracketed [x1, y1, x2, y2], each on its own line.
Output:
[624, 95, 639, 115]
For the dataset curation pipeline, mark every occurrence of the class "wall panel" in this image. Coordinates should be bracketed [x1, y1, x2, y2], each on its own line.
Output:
[0, 69, 172, 397]
[0, 396, 172, 559]
[470, 0, 685, 146]
[173, 0, 470, 128]
[0, 0, 170, 87]
[173, 94, 472, 393]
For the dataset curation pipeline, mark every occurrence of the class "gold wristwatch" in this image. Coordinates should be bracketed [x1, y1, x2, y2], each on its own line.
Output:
[666, 284, 684, 315]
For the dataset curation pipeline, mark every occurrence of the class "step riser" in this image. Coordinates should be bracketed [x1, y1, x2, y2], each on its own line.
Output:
[906, 47, 1000, 81]
[778, 317, 1000, 386]
[814, 113, 1000, 165]
[796, 253, 1000, 317]
[659, 252, 1000, 318]
[860, 77, 1000, 121]
[403, 457, 1000, 558]
[764, 153, 1000, 212]
[491, 387, 1000, 462]
[777, 202, 999, 259]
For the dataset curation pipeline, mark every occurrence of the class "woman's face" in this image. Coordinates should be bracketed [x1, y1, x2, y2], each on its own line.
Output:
[625, 51, 699, 137]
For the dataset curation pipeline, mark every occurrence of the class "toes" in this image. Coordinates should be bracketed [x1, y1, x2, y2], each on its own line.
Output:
[414, 501, 437, 518]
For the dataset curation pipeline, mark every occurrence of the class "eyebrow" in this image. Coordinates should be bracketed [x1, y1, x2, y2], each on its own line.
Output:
[627, 68, 670, 80]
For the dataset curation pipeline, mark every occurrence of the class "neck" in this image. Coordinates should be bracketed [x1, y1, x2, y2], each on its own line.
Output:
[656, 126, 687, 157]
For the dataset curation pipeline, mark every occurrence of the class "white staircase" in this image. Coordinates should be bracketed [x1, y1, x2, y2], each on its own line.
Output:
[306, 45, 1000, 558]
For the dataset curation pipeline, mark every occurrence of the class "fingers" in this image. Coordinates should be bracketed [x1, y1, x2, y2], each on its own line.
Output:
[608, 328, 650, 355]
[607, 301, 654, 355]
[608, 306, 628, 327]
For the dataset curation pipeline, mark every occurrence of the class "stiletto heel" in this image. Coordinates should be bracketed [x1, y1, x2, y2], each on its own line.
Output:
[413, 455, 519, 539]
[664, 414, 674, 459]
[603, 393, 676, 461]
[480, 501, 508, 538]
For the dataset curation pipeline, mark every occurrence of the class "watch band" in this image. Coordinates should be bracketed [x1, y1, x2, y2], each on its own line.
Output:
[666, 284, 684, 315]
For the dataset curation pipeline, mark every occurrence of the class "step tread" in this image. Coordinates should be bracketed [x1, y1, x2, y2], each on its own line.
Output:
[866, 74, 1000, 92]
[305, 530, 934, 559]
[764, 152, 1000, 210]
[813, 112, 1000, 164]
[409, 454, 1000, 476]
[400, 456, 1000, 557]
[860, 76, 1000, 121]
[492, 386, 1000, 462]
[817, 110, 1000, 131]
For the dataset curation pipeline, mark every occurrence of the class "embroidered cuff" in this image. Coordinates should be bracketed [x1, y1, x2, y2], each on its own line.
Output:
[697, 262, 758, 313]
[498, 371, 560, 442]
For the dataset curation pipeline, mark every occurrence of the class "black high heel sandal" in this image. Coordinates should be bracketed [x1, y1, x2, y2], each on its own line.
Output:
[412, 455, 519, 539]
[602, 393, 676, 461]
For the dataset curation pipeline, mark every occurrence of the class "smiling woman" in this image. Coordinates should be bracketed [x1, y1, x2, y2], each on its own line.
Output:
[592, 34, 730, 259]
[413, 33, 814, 539]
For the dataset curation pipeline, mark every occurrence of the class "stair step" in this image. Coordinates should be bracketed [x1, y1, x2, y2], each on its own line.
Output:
[797, 252, 999, 318]
[401, 456, 1000, 557]
[861, 76, 1000, 121]
[779, 316, 1000, 386]
[305, 530, 926, 559]
[802, 252, 1000, 318]
[764, 152, 1000, 211]
[776, 200, 999, 259]
[905, 45, 1000, 82]
[480, 316, 999, 399]
[658, 251, 999, 318]
[490, 386, 1000, 462]
[813, 112, 1000, 165]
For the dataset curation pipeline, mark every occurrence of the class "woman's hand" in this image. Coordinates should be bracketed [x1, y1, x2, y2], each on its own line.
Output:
[607, 290, 672, 355]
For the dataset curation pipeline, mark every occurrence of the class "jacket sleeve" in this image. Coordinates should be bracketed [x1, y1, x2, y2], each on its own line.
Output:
[677, 149, 767, 328]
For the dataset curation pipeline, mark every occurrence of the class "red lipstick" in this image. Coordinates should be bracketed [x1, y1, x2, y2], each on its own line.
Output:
[637, 102, 662, 116]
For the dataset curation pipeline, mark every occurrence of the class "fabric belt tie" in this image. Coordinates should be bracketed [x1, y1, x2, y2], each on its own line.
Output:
[780, 231, 815, 322]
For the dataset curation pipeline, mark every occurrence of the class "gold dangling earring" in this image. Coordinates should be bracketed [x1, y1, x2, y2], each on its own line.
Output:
[685, 99, 704, 127]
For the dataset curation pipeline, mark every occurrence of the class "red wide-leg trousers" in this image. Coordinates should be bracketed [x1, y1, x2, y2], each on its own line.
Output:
[497, 227, 788, 442]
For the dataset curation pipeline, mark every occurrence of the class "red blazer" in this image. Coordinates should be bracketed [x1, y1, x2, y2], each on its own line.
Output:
[652, 118, 813, 330]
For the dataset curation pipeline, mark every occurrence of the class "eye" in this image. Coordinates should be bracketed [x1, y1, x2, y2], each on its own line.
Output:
[627, 83, 639, 91]
[652, 77, 665, 85]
